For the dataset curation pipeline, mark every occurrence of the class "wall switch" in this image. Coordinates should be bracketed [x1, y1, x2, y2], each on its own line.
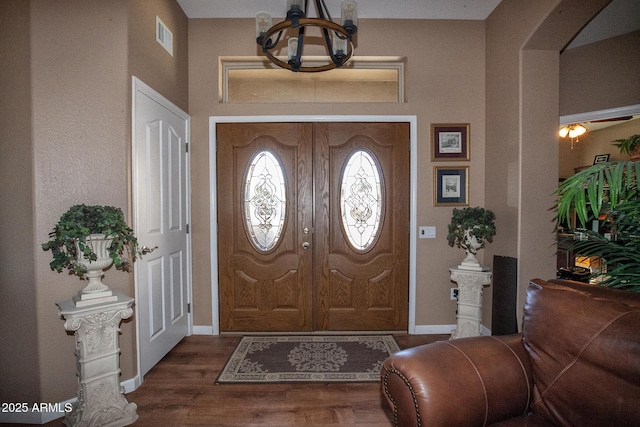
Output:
[419, 226, 436, 238]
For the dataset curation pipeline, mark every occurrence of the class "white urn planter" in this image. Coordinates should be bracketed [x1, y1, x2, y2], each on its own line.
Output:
[457, 229, 484, 271]
[447, 207, 496, 272]
[73, 234, 118, 307]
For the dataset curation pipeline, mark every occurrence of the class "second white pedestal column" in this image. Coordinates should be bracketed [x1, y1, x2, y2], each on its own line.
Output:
[449, 267, 492, 339]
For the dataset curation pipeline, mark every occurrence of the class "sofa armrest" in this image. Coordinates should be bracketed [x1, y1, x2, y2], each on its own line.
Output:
[381, 334, 532, 427]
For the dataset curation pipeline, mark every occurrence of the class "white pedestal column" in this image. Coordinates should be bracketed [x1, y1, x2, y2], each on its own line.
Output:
[449, 267, 492, 339]
[57, 291, 138, 427]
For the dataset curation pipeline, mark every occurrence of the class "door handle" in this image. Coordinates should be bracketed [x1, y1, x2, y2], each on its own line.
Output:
[302, 242, 310, 250]
[141, 245, 158, 255]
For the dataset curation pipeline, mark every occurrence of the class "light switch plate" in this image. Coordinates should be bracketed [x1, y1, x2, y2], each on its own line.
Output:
[419, 226, 436, 238]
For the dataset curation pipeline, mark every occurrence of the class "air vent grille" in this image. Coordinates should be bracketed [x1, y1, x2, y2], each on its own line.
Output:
[156, 16, 173, 57]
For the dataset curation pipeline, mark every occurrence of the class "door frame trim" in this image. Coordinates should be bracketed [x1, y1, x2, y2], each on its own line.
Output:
[209, 115, 418, 334]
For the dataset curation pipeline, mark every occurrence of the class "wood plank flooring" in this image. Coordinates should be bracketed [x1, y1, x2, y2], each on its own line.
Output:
[40, 334, 446, 427]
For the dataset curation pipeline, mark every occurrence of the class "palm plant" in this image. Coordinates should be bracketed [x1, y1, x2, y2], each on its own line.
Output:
[554, 161, 640, 292]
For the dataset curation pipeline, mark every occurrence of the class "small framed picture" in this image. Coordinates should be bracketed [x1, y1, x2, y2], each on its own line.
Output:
[593, 154, 610, 164]
[431, 123, 470, 161]
[434, 166, 469, 206]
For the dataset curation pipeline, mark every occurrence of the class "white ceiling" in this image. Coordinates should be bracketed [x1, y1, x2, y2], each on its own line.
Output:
[176, 0, 502, 20]
[177, 0, 640, 48]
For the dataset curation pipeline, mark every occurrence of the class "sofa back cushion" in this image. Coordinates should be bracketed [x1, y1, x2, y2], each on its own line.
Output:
[523, 279, 640, 426]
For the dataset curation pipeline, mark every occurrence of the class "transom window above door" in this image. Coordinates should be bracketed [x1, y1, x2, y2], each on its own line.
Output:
[219, 56, 406, 103]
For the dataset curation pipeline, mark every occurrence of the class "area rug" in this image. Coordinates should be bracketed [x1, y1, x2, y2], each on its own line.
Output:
[216, 335, 400, 383]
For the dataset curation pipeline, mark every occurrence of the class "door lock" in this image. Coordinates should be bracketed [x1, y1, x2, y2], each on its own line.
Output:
[302, 242, 310, 250]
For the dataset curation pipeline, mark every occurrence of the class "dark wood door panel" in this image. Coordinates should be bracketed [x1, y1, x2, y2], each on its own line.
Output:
[218, 121, 409, 332]
[217, 122, 313, 332]
[314, 122, 410, 331]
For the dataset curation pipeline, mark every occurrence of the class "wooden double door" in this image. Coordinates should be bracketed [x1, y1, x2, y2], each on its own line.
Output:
[217, 122, 409, 332]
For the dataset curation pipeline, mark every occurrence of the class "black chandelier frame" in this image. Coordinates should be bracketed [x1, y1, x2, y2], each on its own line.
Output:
[256, 0, 358, 73]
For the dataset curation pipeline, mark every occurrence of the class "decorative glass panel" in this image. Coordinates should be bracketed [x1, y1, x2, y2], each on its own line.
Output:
[243, 150, 286, 252]
[340, 150, 383, 251]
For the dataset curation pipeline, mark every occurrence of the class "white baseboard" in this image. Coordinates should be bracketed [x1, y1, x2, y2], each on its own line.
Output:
[122, 375, 142, 393]
[191, 324, 490, 336]
[413, 324, 492, 336]
[413, 324, 456, 335]
[193, 325, 215, 335]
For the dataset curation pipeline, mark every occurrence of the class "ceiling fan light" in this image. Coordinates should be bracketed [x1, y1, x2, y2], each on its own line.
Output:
[559, 126, 570, 138]
[569, 124, 586, 138]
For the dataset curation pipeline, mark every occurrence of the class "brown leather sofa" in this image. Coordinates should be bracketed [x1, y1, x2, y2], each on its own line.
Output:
[381, 279, 640, 426]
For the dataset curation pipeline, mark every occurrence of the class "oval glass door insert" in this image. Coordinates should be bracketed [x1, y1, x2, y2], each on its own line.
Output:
[243, 150, 286, 252]
[340, 149, 384, 251]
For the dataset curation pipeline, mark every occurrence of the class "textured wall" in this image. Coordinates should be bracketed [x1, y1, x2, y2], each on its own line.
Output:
[1, 0, 188, 410]
[188, 18, 487, 329]
[0, 0, 41, 404]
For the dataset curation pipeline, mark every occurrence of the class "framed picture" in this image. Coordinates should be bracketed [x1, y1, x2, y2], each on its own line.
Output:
[431, 123, 470, 161]
[434, 166, 469, 206]
[593, 154, 610, 164]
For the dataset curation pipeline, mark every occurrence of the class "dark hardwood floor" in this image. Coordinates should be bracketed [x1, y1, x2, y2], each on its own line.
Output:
[40, 334, 445, 427]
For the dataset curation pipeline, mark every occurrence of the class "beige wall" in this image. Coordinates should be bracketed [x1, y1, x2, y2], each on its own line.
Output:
[558, 29, 640, 178]
[484, 0, 612, 327]
[2, 0, 633, 412]
[188, 18, 487, 328]
[1, 0, 187, 409]
[560, 30, 640, 116]
[0, 0, 40, 404]
[129, 0, 189, 112]
[31, 0, 131, 404]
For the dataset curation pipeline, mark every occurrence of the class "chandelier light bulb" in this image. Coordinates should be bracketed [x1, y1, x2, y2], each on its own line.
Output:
[255, 12, 272, 39]
[341, 0, 358, 26]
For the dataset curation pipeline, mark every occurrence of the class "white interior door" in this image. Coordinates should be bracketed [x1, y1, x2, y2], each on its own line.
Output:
[133, 78, 190, 378]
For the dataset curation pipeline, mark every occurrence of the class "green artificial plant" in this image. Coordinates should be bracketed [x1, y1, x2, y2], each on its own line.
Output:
[42, 204, 140, 276]
[612, 134, 640, 158]
[554, 161, 640, 292]
[447, 207, 496, 254]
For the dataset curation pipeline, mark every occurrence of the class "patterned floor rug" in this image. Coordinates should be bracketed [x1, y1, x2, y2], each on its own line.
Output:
[216, 335, 400, 383]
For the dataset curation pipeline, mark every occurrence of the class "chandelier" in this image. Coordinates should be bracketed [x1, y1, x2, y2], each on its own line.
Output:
[256, 0, 358, 73]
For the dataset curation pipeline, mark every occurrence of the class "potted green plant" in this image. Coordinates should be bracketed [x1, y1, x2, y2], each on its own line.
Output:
[612, 134, 640, 159]
[42, 204, 140, 301]
[554, 161, 640, 292]
[447, 207, 496, 270]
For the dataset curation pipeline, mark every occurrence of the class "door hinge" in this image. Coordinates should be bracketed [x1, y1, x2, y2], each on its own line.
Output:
[186, 224, 189, 234]
[185, 142, 189, 153]
[187, 303, 191, 313]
